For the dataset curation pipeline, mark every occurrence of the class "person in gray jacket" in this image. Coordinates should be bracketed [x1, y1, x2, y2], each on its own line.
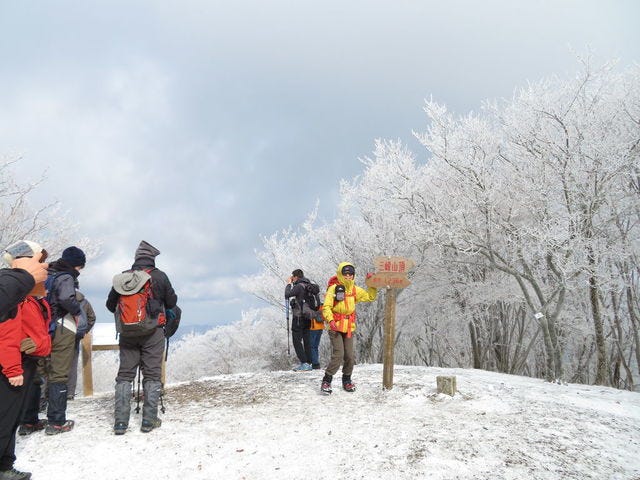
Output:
[106, 240, 177, 435]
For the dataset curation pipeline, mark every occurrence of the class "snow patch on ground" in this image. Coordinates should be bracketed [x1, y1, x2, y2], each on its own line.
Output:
[16, 365, 640, 480]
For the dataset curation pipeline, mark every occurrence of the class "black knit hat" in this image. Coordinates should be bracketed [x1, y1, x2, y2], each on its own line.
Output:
[61, 246, 86, 268]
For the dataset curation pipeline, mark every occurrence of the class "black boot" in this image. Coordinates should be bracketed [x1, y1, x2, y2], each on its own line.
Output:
[342, 375, 356, 392]
[114, 381, 132, 435]
[141, 380, 163, 433]
[46, 382, 70, 427]
[321, 374, 333, 395]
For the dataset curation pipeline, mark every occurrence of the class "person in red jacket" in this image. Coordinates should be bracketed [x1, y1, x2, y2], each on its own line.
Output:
[0, 240, 52, 480]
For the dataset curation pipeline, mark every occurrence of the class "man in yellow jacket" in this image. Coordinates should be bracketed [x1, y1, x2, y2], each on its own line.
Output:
[321, 262, 377, 394]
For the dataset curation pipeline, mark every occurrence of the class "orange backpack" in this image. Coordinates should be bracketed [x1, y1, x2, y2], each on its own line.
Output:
[115, 269, 166, 337]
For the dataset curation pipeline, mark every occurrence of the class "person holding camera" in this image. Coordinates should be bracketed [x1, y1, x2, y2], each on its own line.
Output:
[0, 240, 52, 480]
[284, 269, 319, 372]
[320, 262, 377, 395]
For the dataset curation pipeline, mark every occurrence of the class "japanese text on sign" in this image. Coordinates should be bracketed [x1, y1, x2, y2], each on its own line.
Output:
[374, 256, 415, 274]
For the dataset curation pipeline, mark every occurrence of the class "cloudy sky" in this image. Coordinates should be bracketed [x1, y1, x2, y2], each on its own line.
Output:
[1, 1, 638, 327]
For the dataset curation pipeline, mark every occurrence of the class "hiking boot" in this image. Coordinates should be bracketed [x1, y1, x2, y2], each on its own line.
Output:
[343, 381, 356, 392]
[114, 422, 128, 435]
[140, 418, 162, 433]
[18, 420, 47, 436]
[320, 380, 332, 394]
[293, 363, 312, 371]
[0, 467, 32, 480]
[45, 420, 74, 435]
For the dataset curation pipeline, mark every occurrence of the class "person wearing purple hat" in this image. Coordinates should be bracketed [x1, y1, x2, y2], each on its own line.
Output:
[43, 246, 87, 435]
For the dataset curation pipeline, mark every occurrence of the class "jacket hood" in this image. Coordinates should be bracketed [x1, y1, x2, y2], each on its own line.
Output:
[336, 261, 355, 290]
[134, 240, 160, 262]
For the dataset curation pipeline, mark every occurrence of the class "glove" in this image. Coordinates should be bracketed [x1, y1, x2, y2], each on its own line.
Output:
[20, 337, 37, 354]
[366, 272, 373, 279]
[164, 306, 181, 339]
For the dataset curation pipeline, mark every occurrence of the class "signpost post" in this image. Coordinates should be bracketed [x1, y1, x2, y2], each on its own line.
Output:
[366, 256, 414, 390]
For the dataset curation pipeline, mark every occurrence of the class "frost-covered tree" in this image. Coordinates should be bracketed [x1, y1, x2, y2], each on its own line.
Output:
[244, 59, 640, 390]
[413, 60, 640, 385]
[0, 158, 90, 257]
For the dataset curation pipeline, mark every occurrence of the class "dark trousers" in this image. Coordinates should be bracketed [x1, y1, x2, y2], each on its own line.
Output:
[309, 329, 323, 366]
[0, 357, 37, 471]
[67, 339, 81, 398]
[116, 328, 165, 383]
[291, 316, 311, 364]
[20, 359, 46, 425]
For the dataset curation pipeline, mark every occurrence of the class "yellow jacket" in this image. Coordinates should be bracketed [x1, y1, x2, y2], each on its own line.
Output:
[322, 262, 377, 334]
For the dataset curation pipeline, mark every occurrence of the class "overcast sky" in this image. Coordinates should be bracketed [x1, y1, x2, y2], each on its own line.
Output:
[1, 1, 638, 327]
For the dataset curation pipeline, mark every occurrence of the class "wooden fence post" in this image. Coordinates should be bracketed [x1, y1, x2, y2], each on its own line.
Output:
[81, 331, 93, 397]
[82, 328, 120, 397]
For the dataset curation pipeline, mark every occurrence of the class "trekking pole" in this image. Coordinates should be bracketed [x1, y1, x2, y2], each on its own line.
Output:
[285, 297, 291, 356]
[135, 366, 141, 414]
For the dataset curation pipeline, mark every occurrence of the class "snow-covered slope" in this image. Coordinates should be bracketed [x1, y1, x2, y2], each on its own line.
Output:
[16, 365, 640, 480]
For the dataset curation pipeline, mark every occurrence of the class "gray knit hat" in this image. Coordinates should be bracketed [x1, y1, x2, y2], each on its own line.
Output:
[1, 240, 43, 267]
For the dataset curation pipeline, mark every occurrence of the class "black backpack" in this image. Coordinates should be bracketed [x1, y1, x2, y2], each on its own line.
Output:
[303, 282, 321, 310]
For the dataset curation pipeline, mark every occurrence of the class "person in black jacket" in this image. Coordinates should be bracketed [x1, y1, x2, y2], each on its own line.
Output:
[106, 240, 177, 435]
[44, 246, 87, 435]
[0, 244, 49, 480]
[284, 269, 315, 372]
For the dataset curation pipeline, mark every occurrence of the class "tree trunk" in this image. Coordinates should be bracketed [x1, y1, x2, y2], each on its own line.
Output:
[588, 251, 608, 385]
[468, 320, 482, 369]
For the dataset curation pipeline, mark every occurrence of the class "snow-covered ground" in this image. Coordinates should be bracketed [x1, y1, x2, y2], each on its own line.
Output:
[15, 365, 640, 480]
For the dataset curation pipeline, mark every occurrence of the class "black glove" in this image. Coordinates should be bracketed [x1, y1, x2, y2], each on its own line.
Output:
[164, 306, 181, 339]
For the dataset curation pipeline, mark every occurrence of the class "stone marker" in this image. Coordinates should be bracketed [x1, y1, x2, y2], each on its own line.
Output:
[436, 375, 457, 396]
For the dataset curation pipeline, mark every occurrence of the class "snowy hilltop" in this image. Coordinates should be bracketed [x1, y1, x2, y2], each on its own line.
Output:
[15, 365, 640, 480]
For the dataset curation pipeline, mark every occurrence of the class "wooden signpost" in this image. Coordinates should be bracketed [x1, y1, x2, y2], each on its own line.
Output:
[366, 256, 413, 390]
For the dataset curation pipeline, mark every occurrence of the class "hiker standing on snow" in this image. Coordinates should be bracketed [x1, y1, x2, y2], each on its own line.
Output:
[320, 262, 377, 395]
[0, 241, 52, 480]
[66, 290, 96, 400]
[106, 240, 177, 435]
[309, 301, 325, 370]
[45, 246, 87, 435]
[284, 269, 317, 371]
